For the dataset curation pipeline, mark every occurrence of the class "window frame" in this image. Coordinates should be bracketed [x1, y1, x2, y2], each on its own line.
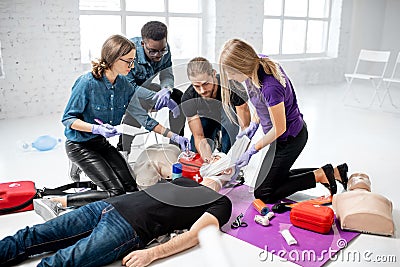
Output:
[79, 0, 204, 63]
[263, 0, 333, 58]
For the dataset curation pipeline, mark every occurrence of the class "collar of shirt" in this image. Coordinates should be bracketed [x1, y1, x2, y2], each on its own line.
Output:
[101, 74, 118, 90]
[131, 37, 149, 65]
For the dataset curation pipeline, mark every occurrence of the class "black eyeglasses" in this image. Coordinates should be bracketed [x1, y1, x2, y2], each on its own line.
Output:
[119, 58, 135, 68]
[144, 43, 169, 57]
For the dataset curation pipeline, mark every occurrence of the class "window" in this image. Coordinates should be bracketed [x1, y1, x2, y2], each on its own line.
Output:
[79, 0, 202, 63]
[263, 0, 331, 57]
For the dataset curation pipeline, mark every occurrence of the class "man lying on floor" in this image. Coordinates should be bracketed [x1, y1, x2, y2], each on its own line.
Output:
[0, 145, 234, 267]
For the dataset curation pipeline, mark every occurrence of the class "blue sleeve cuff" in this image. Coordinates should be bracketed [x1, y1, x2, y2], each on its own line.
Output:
[62, 118, 77, 129]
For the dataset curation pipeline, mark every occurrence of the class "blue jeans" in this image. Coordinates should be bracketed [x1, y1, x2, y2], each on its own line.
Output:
[0, 201, 141, 267]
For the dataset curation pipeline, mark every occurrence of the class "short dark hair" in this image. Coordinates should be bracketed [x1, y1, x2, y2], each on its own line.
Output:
[141, 21, 168, 41]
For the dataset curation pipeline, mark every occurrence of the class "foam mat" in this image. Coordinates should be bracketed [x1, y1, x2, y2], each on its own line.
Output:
[220, 185, 360, 267]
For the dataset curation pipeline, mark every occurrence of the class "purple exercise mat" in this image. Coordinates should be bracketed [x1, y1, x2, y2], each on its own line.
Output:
[219, 185, 360, 267]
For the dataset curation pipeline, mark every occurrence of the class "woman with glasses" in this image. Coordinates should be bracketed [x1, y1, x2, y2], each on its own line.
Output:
[118, 21, 186, 157]
[33, 35, 190, 219]
[219, 39, 348, 203]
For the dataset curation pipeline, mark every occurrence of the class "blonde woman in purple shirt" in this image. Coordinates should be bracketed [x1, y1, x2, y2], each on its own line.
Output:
[219, 39, 348, 203]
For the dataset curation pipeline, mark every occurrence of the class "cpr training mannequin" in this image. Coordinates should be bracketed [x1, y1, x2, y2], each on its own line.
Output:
[134, 143, 235, 192]
[332, 173, 394, 236]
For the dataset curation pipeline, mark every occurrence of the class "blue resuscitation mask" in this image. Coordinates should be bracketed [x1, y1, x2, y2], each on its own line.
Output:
[19, 135, 62, 151]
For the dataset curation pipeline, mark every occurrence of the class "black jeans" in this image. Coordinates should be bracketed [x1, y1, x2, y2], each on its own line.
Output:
[117, 85, 185, 153]
[254, 123, 316, 203]
[65, 136, 137, 207]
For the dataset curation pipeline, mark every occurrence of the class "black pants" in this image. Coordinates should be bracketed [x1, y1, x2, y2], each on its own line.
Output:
[65, 136, 137, 207]
[117, 85, 185, 153]
[254, 123, 317, 203]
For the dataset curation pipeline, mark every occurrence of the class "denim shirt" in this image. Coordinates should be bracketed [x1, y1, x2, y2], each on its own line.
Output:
[125, 37, 174, 89]
[62, 72, 159, 142]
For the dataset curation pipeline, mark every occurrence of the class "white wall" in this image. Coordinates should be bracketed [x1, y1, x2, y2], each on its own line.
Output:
[346, 0, 387, 72]
[0, 0, 82, 120]
[381, 0, 400, 72]
[0, 0, 398, 119]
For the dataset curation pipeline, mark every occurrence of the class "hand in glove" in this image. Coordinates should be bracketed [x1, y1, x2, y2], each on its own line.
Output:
[170, 133, 191, 151]
[151, 87, 180, 118]
[92, 124, 120, 138]
[152, 87, 172, 110]
[166, 99, 180, 118]
[237, 121, 259, 140]
[235, 144, 258, 168]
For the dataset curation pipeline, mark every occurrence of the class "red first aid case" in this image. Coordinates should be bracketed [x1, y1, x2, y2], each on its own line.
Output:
[290, 203, 334, 234]
[178, 153, 204, 183]
[0, 181, 37, 215]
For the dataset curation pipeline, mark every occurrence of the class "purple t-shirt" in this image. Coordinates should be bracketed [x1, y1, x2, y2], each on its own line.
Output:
[246, 60, 303, 141]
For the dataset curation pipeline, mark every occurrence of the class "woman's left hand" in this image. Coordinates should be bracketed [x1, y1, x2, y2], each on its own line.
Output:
[235, 144, 258, 168]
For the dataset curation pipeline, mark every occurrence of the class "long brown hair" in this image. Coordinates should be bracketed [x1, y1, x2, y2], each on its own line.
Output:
[91, 34, 136, 79]
[219, 39, 286, 117]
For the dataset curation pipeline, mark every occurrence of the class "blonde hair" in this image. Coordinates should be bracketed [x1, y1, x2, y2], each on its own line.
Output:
[91, 34, 136, 79]
[219, 38, 286, 116]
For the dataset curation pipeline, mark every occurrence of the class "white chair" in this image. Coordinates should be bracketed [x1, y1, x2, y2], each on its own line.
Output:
[380, 52, 400, 108]
[344, 49, 391, 106]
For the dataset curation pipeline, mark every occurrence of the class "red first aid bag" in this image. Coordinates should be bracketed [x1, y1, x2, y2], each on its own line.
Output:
[0, 181, 37, 215]
[290, 203, 334, 234]
[178, 153, 204, 183]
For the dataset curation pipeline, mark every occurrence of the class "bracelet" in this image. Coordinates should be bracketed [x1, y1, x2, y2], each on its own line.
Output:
[162, 128, 171, 137]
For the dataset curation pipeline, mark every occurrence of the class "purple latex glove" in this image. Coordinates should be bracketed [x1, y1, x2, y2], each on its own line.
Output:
[235, 144, 258, 168]
[152, 87, 180, 118]
[152, 87, 172, 110]
[92, 124, 120, 138]
[170, 133, 191, 151]
[166, 99, 180, 118]
[237, 121, 259, 140]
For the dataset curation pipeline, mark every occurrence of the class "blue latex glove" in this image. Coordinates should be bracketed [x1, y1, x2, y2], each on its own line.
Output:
[152, 87, 172, 111]
[92, 124, 120, 138]
[235, 144, 258, 168]
[237, 121, 259, 140]
[170, 133, 191, 151]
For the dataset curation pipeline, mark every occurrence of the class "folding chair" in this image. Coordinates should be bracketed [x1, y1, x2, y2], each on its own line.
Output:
[344, 49, 391, 106]
[380, 52, 400, 108]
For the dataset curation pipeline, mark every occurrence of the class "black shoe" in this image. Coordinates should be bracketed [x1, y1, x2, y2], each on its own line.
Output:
[69, 161, 81, 182]
[321, 164, 337, 195]
[336, 163, 349, 190]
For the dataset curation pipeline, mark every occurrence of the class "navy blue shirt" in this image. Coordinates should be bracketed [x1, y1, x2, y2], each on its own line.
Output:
[62, 72, 159, 142]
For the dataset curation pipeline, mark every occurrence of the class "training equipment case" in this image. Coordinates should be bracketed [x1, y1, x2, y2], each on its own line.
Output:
[178, 153, 204, 183]
[290, 203, 334, 234]
[0, 181, 37, 214]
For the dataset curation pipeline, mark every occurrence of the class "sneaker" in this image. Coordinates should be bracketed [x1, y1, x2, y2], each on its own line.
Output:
[33, 199, 64, 221]
[69, 161, 82, 182]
